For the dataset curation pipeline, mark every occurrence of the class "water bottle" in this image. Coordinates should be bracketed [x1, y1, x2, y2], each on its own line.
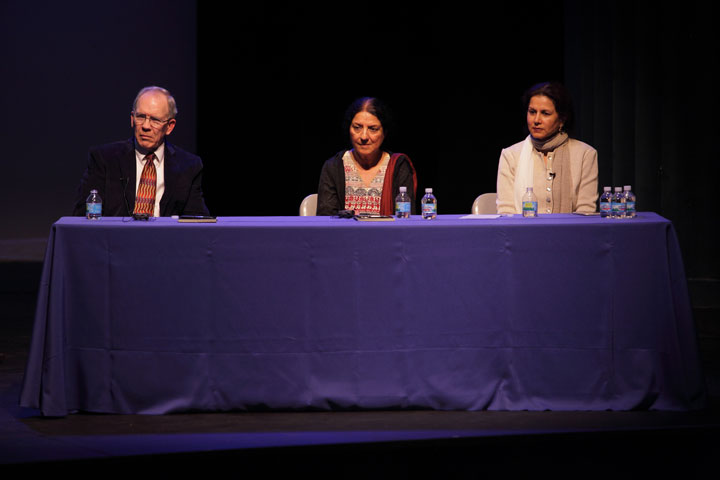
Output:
[611, 187, 626, 219]
[395, 186, 411, 219]
[599, 186, 612, 218]
[522, 187, 538, 217]
[86, 189, 102, 220]
[421, 188, 437, 220]
[623, 185, 636, 218]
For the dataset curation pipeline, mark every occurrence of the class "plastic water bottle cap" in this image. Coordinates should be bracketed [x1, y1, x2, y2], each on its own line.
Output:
[624, 185, 631, 190]
[604, 186, 611, 191]
[425, 188, 432, 193]
[399, 186, 407, 192]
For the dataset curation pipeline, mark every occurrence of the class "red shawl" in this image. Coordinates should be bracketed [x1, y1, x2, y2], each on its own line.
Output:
[380, 153, 418, 216]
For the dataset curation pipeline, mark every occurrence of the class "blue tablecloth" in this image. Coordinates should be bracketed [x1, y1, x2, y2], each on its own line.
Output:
[20, 213, 707, 416]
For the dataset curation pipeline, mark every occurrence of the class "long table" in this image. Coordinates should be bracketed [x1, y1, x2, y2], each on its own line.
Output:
[20, 213, 707, 416]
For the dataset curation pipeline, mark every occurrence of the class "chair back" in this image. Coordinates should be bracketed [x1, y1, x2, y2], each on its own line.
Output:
[299, 194, 318, 216]
[472, 193, 497, 214]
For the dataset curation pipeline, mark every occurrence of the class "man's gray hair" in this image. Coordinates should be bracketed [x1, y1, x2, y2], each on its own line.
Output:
[132, 86, 178, 119]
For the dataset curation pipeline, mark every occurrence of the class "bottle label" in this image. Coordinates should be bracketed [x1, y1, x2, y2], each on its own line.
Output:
[522, 201, 537, 213]
[626, 201, 635, 213]
[600, 202, 611, 213]
[86, 203, 102, 215]
[422, 203, 437, 215]
[395, 202, 410, 214]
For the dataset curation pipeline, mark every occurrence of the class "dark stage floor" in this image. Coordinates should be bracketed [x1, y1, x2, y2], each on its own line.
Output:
[2, 261, 719, 476]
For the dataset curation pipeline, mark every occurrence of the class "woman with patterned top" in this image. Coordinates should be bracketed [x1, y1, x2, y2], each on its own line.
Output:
[317, 97, 417, 216]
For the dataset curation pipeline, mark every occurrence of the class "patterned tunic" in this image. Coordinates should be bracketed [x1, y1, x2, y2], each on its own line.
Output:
[343, 151, 390, 214]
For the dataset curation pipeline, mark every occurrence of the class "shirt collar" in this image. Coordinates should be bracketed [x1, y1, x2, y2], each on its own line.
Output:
[135, 142, 165, 165]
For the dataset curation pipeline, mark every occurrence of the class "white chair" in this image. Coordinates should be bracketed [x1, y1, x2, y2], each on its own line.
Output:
[472, 193, 497, 214]
[299, 193, 318, 216]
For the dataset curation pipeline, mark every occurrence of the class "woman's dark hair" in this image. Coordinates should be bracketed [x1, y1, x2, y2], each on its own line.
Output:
[522, 82, 575, 134]
[342, 97, 396, 141]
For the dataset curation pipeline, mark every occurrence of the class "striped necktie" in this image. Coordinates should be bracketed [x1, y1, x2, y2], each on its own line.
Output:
[134, 153, 156, 215]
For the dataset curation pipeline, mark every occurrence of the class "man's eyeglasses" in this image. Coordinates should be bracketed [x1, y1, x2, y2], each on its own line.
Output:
[132, 112, 173, 129]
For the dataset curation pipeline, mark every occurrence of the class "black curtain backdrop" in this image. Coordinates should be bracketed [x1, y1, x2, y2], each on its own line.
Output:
[197, 3, 565, 217]
[564, 0, 719, 279]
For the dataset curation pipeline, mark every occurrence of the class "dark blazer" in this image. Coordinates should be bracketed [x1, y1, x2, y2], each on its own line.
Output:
[73, 138, 209, 217]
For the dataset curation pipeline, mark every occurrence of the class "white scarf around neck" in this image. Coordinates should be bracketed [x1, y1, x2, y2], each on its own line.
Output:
[513, 136, 535, 213]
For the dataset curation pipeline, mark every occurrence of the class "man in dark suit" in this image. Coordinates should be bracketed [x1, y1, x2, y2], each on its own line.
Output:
[73, 86, 209, 217]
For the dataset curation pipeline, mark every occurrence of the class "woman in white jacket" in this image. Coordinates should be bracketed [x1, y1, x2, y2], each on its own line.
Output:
[496, 82, 598, 215]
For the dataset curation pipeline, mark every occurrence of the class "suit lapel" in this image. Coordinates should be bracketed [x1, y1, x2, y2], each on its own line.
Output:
[121, 140, 137, 215]
[160, 141, 176, 216]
